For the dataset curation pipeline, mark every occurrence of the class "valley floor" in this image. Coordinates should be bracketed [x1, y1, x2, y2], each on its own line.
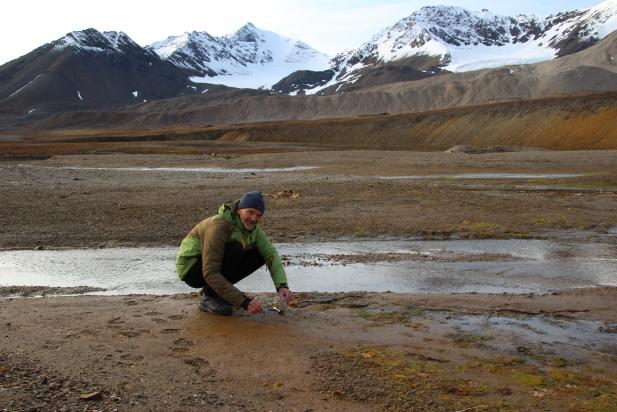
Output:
[1, 144, 617, 248]
[1, 142, 616, 410]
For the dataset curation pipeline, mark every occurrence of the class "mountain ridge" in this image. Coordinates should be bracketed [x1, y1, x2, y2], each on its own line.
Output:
[30, 29, 617, 130]
[282, 0, 617, 95]
[1, 1, 617, 126]
[148, 22, 330, 89]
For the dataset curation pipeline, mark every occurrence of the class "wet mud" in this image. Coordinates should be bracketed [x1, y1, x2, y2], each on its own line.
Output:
[1, 289, 616, 410]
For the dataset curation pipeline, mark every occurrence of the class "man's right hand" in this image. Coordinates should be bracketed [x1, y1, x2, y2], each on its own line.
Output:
[246, 299, 263, 314]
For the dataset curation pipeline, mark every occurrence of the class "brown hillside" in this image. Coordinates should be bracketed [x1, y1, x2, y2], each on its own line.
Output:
[4, 91, 617, 154]
[201, 94, 617, 150]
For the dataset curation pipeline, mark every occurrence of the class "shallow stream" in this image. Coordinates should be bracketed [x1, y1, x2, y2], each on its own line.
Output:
[378, 173, 583, 180]
[1, 239, 615, 295]
[23, 165, 320, 173]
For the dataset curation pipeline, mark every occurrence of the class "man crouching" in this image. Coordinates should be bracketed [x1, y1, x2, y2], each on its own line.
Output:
[176, 191, 292, 315]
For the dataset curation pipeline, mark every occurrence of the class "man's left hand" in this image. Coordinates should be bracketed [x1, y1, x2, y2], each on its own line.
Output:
[279, 287, 293, 304]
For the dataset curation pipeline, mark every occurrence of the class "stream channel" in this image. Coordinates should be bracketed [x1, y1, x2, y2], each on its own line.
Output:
[1, 238, 615, 296]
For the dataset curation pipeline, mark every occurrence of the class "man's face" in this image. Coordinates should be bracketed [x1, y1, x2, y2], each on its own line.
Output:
[238, 208, 263, 230]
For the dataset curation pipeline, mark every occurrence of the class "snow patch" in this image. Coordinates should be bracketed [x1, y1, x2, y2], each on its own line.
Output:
[8, 74, 42, 97]
[444, 42, 556, 72]
[586, 0, 617, 37]
[303, 74, 339, 95]
[596, 13, 617, 37]
[149, 32, 192, 59]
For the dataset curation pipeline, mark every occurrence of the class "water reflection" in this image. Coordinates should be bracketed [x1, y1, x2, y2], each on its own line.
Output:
[22, 165, 319, 173]
[0, 239, 615, 295]
[379, 173, 582, 180]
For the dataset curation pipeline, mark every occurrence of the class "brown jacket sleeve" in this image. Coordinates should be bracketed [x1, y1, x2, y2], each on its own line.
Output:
[195, 219, 248, 308]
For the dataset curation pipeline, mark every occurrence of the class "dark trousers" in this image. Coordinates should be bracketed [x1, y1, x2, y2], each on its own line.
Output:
[183, 241, 265, 297]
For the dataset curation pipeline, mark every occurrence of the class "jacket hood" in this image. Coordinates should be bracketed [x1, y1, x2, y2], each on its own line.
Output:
[218, 200, 255, 231]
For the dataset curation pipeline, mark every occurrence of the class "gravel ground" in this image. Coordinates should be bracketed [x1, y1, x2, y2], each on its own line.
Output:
[1, 149, 616, 249]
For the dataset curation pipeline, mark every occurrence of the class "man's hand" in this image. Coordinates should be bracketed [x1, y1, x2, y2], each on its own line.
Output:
[279, 287, 293, 304]
[246, 299, 263, 315]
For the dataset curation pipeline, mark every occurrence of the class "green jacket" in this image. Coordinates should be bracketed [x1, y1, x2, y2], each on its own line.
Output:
[176, 201, 288, 308]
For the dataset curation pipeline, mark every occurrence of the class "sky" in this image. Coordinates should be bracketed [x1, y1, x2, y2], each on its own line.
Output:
[0, 0, 604, 65]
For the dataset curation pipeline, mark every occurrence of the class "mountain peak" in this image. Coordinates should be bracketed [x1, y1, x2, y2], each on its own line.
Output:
[53, 28, 140, 54]
[299, 1, 617, 96]
[229, 22, 265, 43]
[149, 23, 329, 89]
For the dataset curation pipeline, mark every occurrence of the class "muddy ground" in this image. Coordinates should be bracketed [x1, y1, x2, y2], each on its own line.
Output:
[1, 143, 617, 410]
[1, 289, 616, 411]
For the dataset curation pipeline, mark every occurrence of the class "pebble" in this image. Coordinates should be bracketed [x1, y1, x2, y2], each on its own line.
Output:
[79, 391, 102, 401]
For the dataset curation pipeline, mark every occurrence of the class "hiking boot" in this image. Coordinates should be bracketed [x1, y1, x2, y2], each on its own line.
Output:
[199, 294, 233, 316]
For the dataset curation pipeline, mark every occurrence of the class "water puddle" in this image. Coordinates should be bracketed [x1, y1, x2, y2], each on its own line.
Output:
[19, 165, 319, 173]
[1, 239, 616, 296]
[379, 173, 583, 180]
[446, 314, 617, 356]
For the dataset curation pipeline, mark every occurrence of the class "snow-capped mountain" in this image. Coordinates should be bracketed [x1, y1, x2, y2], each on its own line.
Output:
[289, 0, 617, 95]
[3, 1, 617, 118]
[148, 23, 330, 89]
[339, 6, 548, 72]
[0, 28, 200, 115]
[543, 0, 617, 56]
[52, 29, 147, 55]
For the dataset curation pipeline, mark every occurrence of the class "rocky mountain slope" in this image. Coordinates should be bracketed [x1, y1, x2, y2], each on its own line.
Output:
[0, 29, 201, 116]
[148, 23, 330, 89]
[53, 29, 611, 128]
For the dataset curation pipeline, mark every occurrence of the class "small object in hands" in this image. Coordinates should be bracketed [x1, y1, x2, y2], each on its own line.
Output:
[269, 294, 288, 315]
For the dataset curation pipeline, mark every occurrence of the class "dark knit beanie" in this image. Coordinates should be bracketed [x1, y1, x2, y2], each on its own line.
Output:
[237, 191, 266, 213]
